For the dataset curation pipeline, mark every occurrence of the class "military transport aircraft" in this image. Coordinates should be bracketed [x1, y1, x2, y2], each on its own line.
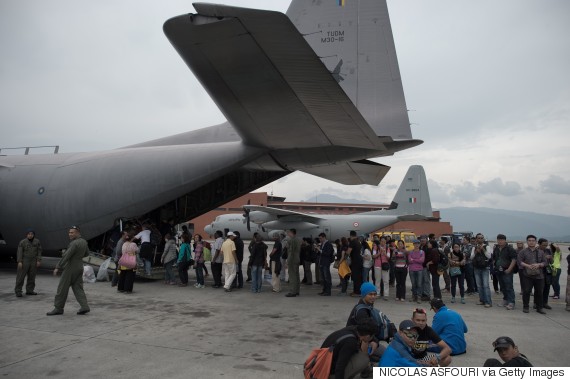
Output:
[204, 165, 433, 241]
[0, 0, 421, 256]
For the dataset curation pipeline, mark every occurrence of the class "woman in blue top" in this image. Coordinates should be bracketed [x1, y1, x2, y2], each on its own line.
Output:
[177, 234, 192, 287]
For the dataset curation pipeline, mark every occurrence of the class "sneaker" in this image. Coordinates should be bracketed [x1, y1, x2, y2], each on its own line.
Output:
[194, 283, 200, 288]
[506, 304, 514, 310]
[400, 299, 406, 302]
[553, 295, 559, 299]
[484, 304, 492, 308]
[461, 297, 465, 304]
[451, 297, 455, 303]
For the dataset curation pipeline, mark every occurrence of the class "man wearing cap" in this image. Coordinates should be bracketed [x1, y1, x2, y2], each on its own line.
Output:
[484, 337, 533, 367]
[346, 283, 388, 362]
[430, 298, 468, 355]
[15, 229, 43, 297]
[47, 226, 90, 315]
[221, 232, 238, 292]
[492, 234, 517, 310]
[380, 320, 429, 367]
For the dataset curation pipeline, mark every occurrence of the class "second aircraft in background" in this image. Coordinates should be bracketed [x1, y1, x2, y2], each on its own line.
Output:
[204, 165, 433, 241]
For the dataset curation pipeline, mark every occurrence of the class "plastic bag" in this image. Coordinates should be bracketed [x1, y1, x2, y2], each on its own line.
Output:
[97, 258, 111, 281]
[83, 265, 97, 283]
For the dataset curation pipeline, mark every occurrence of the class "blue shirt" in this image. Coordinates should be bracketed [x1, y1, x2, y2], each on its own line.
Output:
[379, 334, 422, 367]
[432, 306, 468, 355]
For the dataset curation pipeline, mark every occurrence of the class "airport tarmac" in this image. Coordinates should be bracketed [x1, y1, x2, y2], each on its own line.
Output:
[1, 257, 569, 378]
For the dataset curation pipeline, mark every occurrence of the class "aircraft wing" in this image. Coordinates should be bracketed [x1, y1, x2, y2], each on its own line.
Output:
[163, 4, 385, 151]
[244, 205, 323, 222]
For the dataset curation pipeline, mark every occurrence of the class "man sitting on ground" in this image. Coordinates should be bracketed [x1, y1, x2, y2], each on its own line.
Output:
[484, 336, 533, 367]
[346, 282, 388, 372]
[411, 308, 452, 366]
[321, 319, 378, 379]
[380, 320, 429, 367]
[430, 298, 468, 356]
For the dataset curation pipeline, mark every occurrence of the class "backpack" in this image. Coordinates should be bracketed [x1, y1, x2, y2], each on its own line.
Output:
[473, 249, 489, 269]
[304, 334, 355, 379]
[351, 304, 396, 342]
[438, 248, 449, 270]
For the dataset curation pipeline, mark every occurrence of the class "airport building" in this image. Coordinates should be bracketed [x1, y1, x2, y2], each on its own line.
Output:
[190, 192, 452, 238]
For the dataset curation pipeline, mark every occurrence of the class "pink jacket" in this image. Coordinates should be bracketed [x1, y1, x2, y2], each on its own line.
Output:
[408, 249, 425, 272]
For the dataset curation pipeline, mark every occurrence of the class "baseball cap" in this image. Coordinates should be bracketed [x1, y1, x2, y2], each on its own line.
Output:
[399, 320, 419, 331]
[493, 336, 515, 351]
[227, 232, 236, 237]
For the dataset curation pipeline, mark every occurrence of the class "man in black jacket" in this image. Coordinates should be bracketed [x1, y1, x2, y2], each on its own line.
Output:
[492, 234, 518, 310]
[484, 336, 533, 367]
[317, 232, 334, 296]
[321, 320, 377, 379]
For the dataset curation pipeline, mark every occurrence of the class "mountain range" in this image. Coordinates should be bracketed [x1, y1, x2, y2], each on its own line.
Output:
[302, 195, 570, 241]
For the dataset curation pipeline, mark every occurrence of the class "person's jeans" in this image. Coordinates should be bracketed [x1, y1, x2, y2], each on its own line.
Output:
[431, 271, 441, 299]
[195, 262, 204, 285]
[450, 272, 465, 298]
[395, 268, 407, 299]
[422, 268, 431, 297]
[211, 262, 223, 287]
[552, 269, 561, 296]
[362, 266, 371, 283]
[409, 270, 423, 298]
[496, 271, 514, 305]
[303, 262, 313, 284]
[143, 259, 152, 276]
[521, 274, 544, 310]
[474, 268, 492, 305]
[543, 274, 552, 305]
[464, 263, 477, 293]
[232, 261, 244, 288]
[320, 264, 332, 295]
[178, 261, 189, 284]
[251, 265, 263, 292]
[164, 260, 176, 283]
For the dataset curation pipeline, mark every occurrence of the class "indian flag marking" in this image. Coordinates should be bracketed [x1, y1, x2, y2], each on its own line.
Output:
[409, 197, 417, 203]
[338, 0, 345, 7]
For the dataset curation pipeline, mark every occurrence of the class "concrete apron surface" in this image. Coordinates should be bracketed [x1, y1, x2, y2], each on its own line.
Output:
[0, 264, 569, 378]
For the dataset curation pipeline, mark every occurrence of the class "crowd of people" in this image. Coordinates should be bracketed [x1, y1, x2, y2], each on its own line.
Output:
[11, 225, 566, 372]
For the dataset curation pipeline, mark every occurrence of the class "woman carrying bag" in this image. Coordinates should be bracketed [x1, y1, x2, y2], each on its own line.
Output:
[118, 234, 138, 294]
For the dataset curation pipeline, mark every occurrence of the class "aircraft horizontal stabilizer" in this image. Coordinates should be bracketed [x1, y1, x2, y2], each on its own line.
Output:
[164, 5, 383, 151]
[301, 160, 390, 186]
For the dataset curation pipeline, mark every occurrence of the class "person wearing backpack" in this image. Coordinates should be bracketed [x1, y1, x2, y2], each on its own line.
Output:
[317, 319, 377, 379]
[492, 234, 517, 310]
[472, 233, 493, 308]
[346, 282, 390, 367]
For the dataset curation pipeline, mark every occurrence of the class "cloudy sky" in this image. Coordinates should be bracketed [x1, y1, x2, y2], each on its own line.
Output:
[1, 1, 569, 216]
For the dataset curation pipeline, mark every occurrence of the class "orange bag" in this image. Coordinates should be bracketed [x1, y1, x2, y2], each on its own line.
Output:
[338, 259, 351, 278]
[304, 334, 354, 379]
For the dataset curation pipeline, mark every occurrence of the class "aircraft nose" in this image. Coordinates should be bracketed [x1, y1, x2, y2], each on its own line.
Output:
[204, 224, 213, 235]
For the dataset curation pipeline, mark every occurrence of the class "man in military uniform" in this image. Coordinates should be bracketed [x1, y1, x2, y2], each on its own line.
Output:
[15, 229, 43, 297]
[47, 226, 91, 316]
[285, 228, 301, 297]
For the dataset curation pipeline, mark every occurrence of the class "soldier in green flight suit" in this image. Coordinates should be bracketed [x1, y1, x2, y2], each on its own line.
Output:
[15, 229, 43, 297]
[47, 226, 91, 316]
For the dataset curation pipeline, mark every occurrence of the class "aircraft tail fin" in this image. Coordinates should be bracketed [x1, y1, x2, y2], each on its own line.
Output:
[286, 0, 413, 140]
[380, 165, 432, 217]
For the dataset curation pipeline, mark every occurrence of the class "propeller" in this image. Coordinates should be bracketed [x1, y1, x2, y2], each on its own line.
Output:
[243, 200, 251, 231]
